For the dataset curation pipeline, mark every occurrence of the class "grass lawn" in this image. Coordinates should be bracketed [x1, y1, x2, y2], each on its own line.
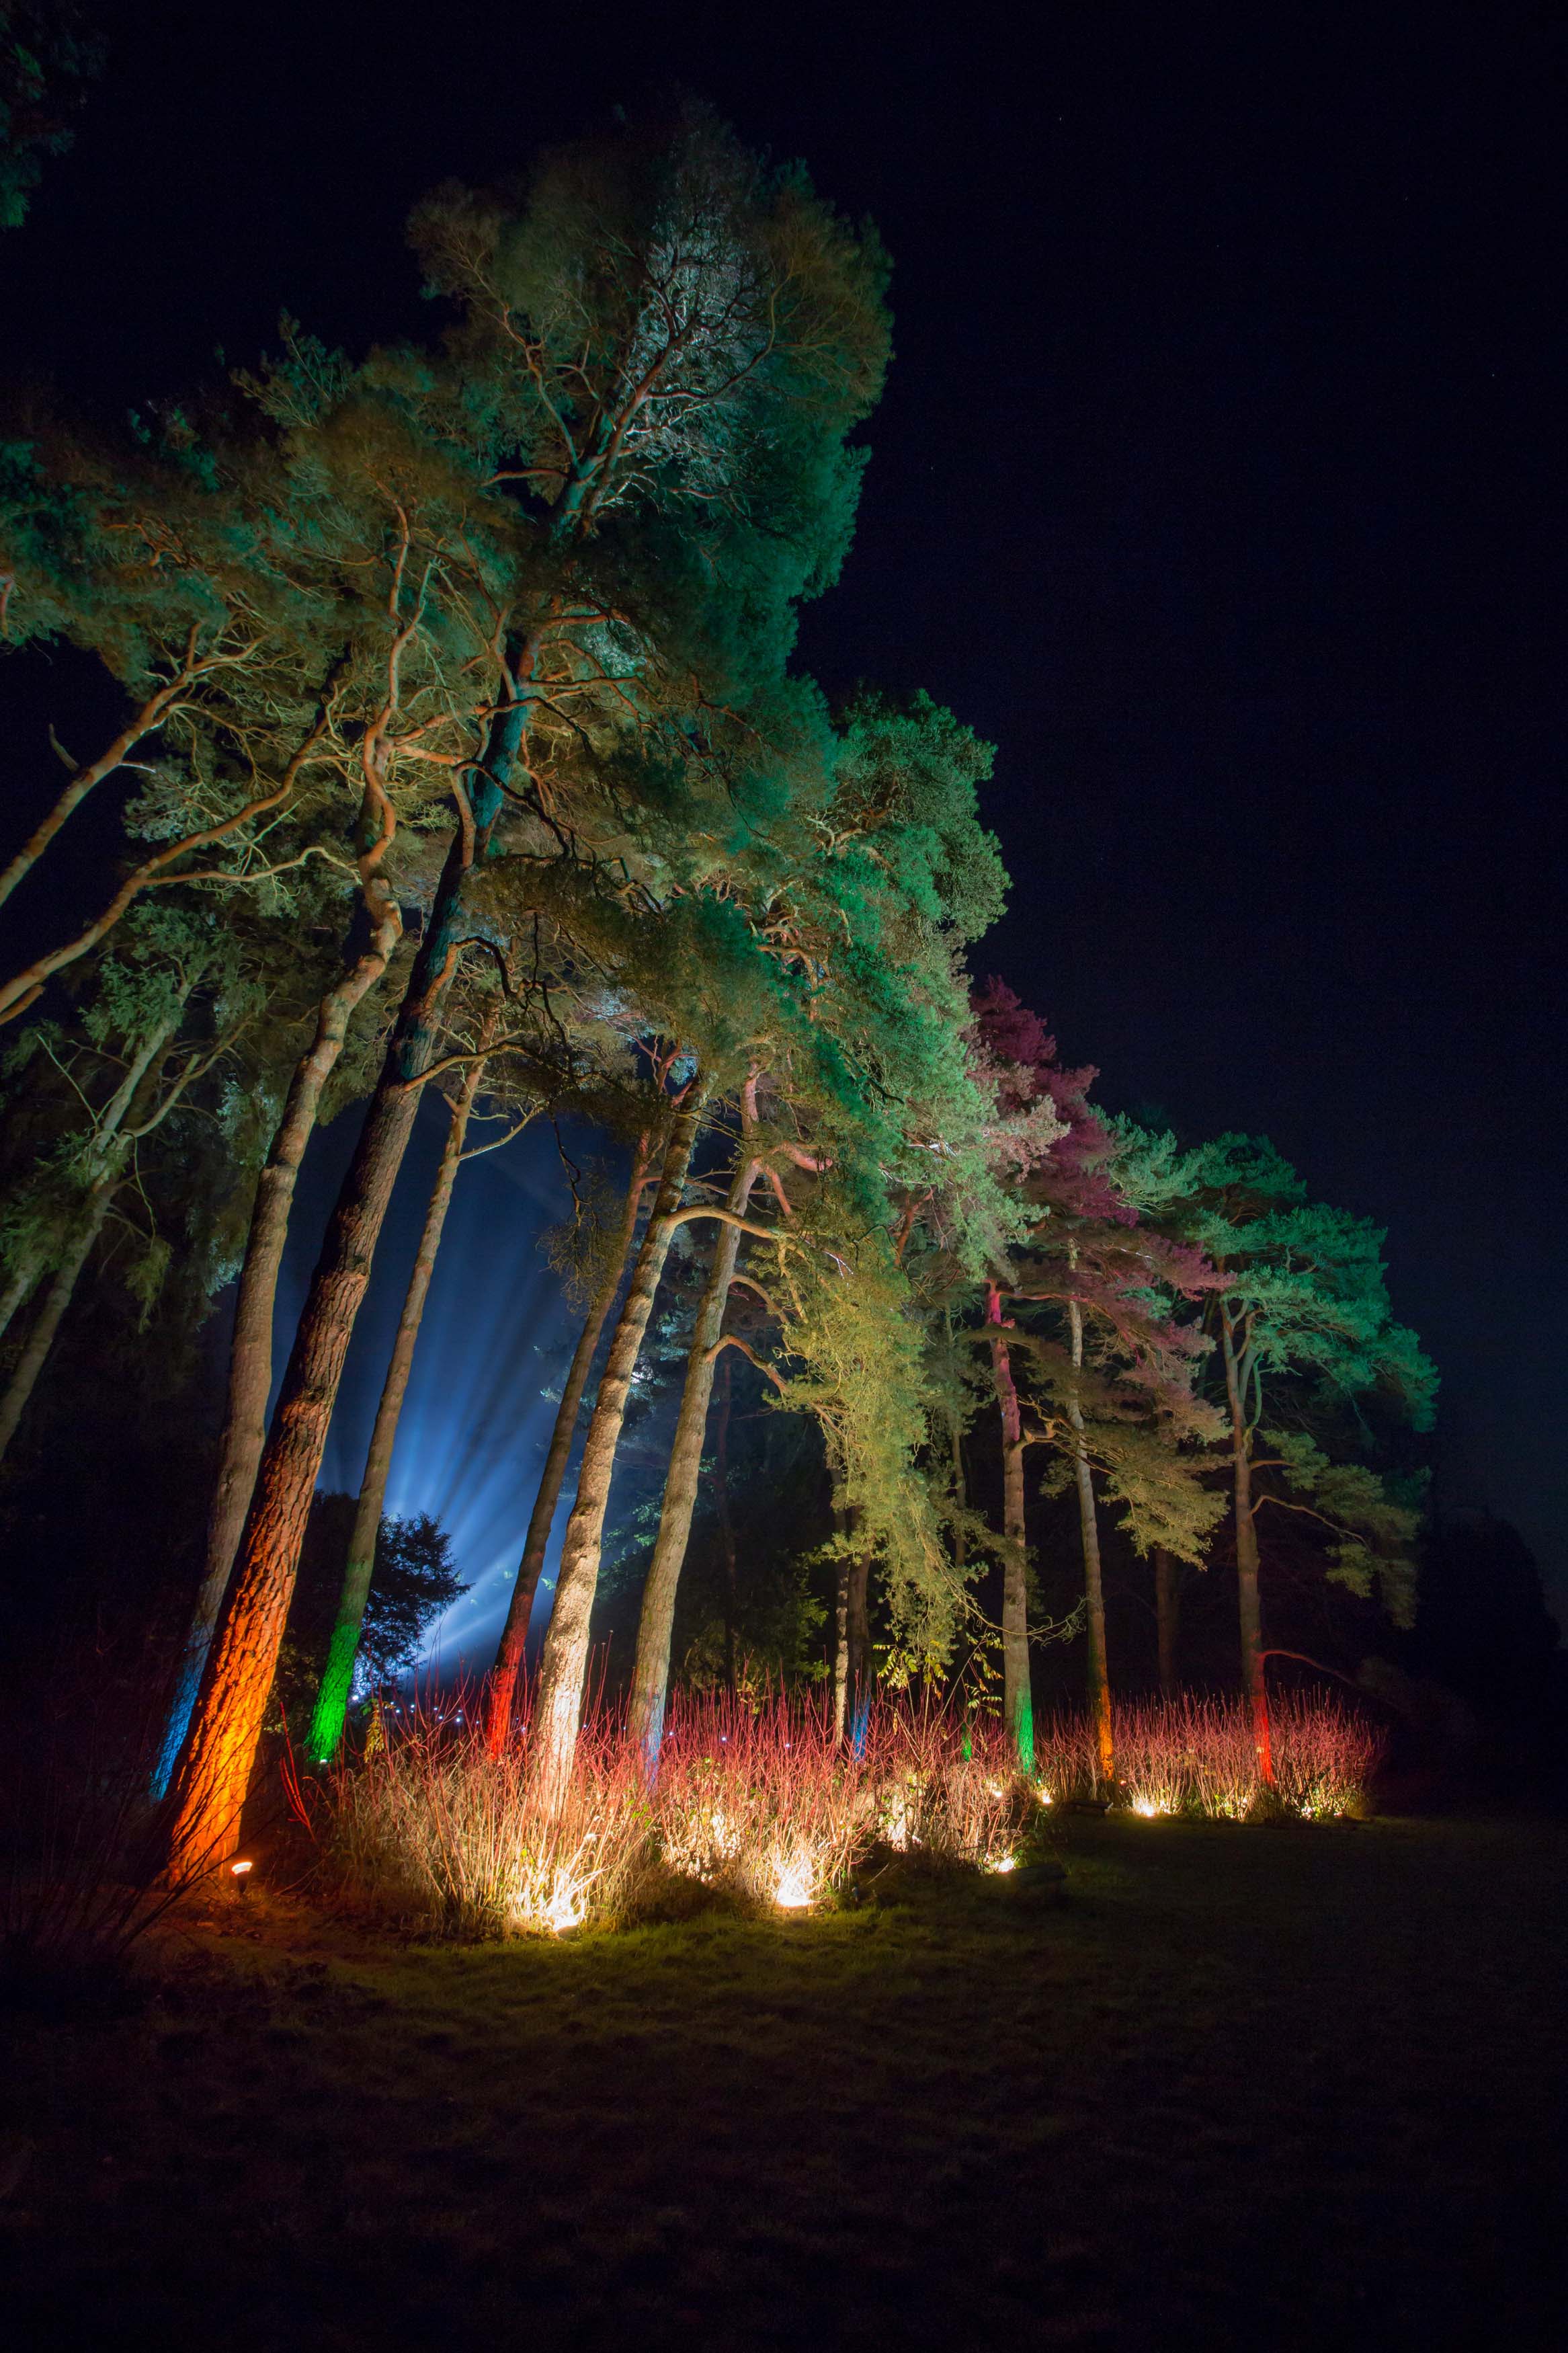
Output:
[2, 1813, 1564, 2349]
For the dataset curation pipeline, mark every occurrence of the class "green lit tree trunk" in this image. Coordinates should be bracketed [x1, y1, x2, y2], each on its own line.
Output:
[987, 1287, 1033, 1771]
[1067, 1291, 1114, 1785]
[531, 1085, 706, 1808]
[1219, 1306, 1273, 1784]
[306, 1037, 493, 1764]
[628, 1128, 758, 1765]
[481, 1133, 652, 1754]
[1154, 1546, 1180, 1700]
[165, 694, 526, 1875]
[153, 918, 397, 1798]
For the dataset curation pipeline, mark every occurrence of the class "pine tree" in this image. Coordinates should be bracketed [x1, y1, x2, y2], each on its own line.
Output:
[1167, 1133, 1438, 1780]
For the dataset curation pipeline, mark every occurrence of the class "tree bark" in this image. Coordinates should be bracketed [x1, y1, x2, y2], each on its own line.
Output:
[530, 1084, 706, 1807]
[628, 1115, 759, 1765]
[164, 693, 526, 1875]
[1154, 1546, 1180, 1700]
[0, 1012, 177, 1468]
[987, 1285, 1033, 1771]
[0, 1182, 114, 1466]
[832, 1549, 850, 1740]
[846, 1548, 872, 1745]
[1067, 1291, 1114, 1785]
[152, 920, 397, 1798]
[1219, 1308, 1273, 1783]
[305, 1034, 493, 1763]
[481, 1133, 652, 1753]
[0, 1250, 42, 1349]
[714, 1351, 739, 1699]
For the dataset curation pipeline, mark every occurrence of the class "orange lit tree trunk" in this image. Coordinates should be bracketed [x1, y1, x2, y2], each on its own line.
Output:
[1067, 1289, 1114, 1785]
[165, 697, 526, 1874]
[152, 916, 397, 1796]
[628, 1109, 759, 1765]
[530, 1084, 706, 1807]
[482, 1132, 652, 1753]
[987, 1283, 1033, 1771]
[305, 1031, 497, 1763]
[1219, 1304, 1273, 1782]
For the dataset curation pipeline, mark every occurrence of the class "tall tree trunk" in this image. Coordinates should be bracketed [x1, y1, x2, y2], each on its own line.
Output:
[0, 1181, 115, 1465]
[1154, 1546, 1180, 1700]
[1067, 1292, 1114, 1785]
[628, 1118, 758, 1765]
[0, 1011, 176, 1468]
[530, 1084, 706, 1806]
[151, 920, 397, 1799]
[832, 1550, 850, 1740]
[714, 1351, 739, 1700]
[0, 1250, 42, 1349]
[165, 692, 526, 1874]
[947, 1407, 968, 1572]
[987, 1285, 1033, 1771]
[481, 1133, 652, 1754]
[846, 1549, 872, 1747]
[1219, 1310, 1272, 1783]
[305, 1035, 495, 1764]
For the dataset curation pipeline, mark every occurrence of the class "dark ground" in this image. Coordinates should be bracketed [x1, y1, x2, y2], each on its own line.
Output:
[2, 1812, 1564, 2350]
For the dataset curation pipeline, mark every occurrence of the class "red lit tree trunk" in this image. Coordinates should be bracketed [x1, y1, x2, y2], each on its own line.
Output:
[153, 917, 397, 1796]
[987, 1283, 1033, 1771]
[1219, 1304, 1273, 1783]
[1154, 1546, 1181, 1700]
[530, 1084, 706, 1806]
[306, 1031, 497, 1763]
[1067, 1290, 1114, 1785]
[482, 1133, 652, 1753]
[628, 1115, 759, 1763]
[165, 696, 526, 1874]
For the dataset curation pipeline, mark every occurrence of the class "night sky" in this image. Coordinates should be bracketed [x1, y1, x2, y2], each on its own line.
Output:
[4, 3, 1564, 1638]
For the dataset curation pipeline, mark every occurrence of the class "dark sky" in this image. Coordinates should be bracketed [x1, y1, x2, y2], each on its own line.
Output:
[4, 1, 1565, 1634]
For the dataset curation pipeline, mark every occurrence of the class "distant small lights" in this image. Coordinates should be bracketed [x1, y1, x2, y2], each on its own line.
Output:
[985, 1854, 1018, 1874]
